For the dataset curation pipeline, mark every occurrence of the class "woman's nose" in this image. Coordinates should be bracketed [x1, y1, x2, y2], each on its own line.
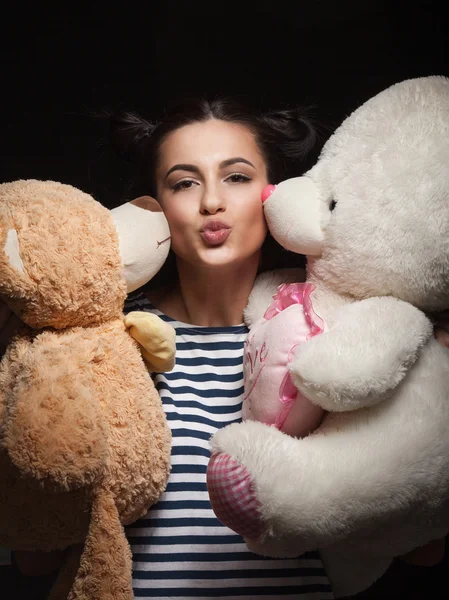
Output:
[200, 190, 225, 214]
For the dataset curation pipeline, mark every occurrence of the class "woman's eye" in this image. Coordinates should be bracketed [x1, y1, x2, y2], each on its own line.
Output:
[172, 180, 197, 192]
[226, 173, 251, 184]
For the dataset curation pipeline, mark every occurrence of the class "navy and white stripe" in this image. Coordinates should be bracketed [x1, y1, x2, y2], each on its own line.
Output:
[125, 292, 334, 599]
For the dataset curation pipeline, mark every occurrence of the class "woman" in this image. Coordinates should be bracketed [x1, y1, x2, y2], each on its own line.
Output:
[115, 98, 334, 598]
[1, 96, 447, 598]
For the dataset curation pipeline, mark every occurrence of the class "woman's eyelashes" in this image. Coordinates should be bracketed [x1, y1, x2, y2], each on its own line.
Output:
[172, 179, 199, 192]
[225, 173, 252, 184]
[171, 173, 252, 193]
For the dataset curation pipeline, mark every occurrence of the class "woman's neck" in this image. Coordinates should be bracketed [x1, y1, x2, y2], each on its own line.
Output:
[155, 253, 260, 327]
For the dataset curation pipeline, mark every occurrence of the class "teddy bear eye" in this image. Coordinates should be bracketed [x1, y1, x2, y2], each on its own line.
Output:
[329, 199, 337, 212]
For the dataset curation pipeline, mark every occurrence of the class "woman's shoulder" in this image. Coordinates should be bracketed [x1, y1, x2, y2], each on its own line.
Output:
[125, 285, 171, 312]
[124, 288, 157, 312]
[146, 286, 172, 310]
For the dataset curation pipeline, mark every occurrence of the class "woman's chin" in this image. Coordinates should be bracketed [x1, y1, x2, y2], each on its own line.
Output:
[195, 247, 257, 270]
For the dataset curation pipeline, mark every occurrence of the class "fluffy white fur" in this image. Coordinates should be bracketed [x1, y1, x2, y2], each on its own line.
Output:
[291, 296, 433, 411]
[209, 76, 449, 597]
[243, 268, 305, 326]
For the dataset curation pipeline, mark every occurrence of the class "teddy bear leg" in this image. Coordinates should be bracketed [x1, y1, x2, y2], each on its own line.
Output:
[207, 451, 268, 542]
[400, 537, 446, 566]
[207, 421, 308, 551]
[65, 491, 133, 600]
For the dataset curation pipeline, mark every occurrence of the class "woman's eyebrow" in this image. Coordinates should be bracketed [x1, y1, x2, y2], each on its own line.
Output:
[165, 164, 200, 179]
[219, 157, 255, 169]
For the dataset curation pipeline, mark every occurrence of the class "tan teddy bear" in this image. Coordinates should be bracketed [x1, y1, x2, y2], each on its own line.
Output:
[0, 179, 175, 600]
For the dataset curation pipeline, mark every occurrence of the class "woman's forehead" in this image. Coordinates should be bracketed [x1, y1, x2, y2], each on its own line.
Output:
[158, 119, 264, 169]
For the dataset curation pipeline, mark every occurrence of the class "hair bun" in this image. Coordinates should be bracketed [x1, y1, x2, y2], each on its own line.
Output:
[107, 110, 157, 165]
[261, 106, 317, 162]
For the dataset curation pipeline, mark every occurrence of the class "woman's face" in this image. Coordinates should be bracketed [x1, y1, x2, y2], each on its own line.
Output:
[155, 119, 268, 271]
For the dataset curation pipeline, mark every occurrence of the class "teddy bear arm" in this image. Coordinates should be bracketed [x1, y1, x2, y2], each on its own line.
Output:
[3, 339, 108, 492]
[0, 346, 13, 426]
[0, 332, 34, 425]
[290, 297, 433, 411]
[125, 311, 176, 372]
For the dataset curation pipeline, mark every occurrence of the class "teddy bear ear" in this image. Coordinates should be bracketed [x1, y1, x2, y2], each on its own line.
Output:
[2, 228, 25, 275]
[129, 196, 163, 212]
[0, 190, 27, 290]
[0, 205, 25, 277]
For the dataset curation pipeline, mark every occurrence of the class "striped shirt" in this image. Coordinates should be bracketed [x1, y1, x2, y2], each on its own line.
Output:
[125, 292, 334, 599]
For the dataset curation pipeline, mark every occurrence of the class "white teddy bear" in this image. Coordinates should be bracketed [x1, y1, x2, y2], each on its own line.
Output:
[206, 76, 449, 597]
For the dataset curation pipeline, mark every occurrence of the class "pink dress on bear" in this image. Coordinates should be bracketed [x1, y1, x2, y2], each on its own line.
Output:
[243, 281, 325, 437]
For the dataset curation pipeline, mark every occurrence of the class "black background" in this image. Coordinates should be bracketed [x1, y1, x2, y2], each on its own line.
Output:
[1, 1, 448, 598]
[1, 1, 448, 208]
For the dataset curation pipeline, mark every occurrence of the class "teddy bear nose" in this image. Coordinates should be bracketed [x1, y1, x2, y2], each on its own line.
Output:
[261, 185, 276, 204]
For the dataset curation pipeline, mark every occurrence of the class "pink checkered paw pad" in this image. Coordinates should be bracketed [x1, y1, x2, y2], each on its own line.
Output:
[207, 452, 265, 540]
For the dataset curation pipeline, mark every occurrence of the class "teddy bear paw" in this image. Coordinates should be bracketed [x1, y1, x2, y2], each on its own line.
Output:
[207, 452, 267, 541]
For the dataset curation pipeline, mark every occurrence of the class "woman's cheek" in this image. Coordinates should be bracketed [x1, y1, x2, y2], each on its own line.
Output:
[170, 223, 192, 254]
[249, 198, 268, 232]
[244, 207, 267, 250]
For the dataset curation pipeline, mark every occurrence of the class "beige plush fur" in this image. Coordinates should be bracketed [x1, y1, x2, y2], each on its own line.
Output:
[0, 180, 172, 599]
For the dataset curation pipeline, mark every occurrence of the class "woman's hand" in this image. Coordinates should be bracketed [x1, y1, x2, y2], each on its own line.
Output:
[434, 309, 449, 348]
[400, 538, 446, 566]
[0, 299, 22, 357]
[13, 549, 67, 576]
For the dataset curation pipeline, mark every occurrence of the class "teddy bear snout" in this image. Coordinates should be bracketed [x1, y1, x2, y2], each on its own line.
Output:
[262, 185, 276, 204]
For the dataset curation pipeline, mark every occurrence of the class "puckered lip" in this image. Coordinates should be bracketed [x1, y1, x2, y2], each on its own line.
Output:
[200, 220, 231, 232]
